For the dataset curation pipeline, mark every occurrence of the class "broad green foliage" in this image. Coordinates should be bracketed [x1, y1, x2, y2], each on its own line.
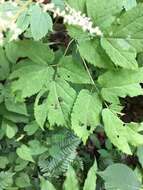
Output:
[1, 0, 143, 189]
[30, 5, 53, 40]
[101, 38, 138, 70]
[5, 40, 54, 64]
[57, 56, 91, 84]
[40, 177, 56, 190]
[86, 0, 128, 28]
[16, 144, 35, 163]
[63, 166, 79, 190]
[0, 172, 14, 190]
[0, 48, 9, 80]
[71, 89, 102, 143]
[99, 164, 141, 190]
[102, 109, 143, 154]
[83, 160, 97, 190]
[98, 67, 143, 104]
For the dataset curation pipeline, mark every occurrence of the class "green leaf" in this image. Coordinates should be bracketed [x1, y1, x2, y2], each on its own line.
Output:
[30, 5, 53, 40]
[102, 109, 143, 154]
[71, 90, 102, 143]
[15, 159, 28, 172]
[101, 38, 138, 70]
[5, 99, 28, 116]
[0, 157, 9, 169]
[124, 0, 137, 10]
[16, 10, 30, 32]
[66, 0, 86, 11]
[83, 160, 97, 190]
[57, 56, 91, 84]
[86, 0, 127, 29]
[34, 89, 48, 129]
[0, 171, 14, 190]
[111, 4, 143, 52]
[6, 124, 17, 139]
[137, 146, 143, 168]
[99, 164, 141, 190]
[24, 121, 39, 136]
[46, 79, 76, 126]
[16, 144, 35, 163]
[5, 40, 54, 65]
[98, 67, 143, 104]
[78, 39, 114, 69]
[28, 140, 47, 155]
[64, 166, 79, 190]
[10, 60, 54, 98]
[15, 173, 31, 188]
[40, 177, 56, 190]
[0, 47, 10, 80]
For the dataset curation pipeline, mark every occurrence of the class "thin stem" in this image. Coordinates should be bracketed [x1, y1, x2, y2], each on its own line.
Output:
[64, 39, 74, 56]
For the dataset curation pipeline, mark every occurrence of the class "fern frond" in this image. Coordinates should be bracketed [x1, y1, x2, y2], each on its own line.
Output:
[39, 133, 80, 177]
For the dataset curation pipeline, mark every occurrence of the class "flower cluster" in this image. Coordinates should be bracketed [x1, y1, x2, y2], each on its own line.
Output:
[0, 1, 22, 45]
[42, 2, 103, 36]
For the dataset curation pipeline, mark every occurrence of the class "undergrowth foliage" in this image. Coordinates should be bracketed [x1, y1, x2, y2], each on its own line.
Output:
[0, 0, 143, 189]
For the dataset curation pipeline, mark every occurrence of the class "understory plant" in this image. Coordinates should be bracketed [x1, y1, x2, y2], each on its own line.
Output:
[1, 0, 143, 189]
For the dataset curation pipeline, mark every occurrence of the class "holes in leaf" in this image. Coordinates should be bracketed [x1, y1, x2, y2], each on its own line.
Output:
[123, 123, 126, 127]
[86, 125, 91, 131]
[58, 97, 63, 103]
[51, 103, 58, 110]
[67, 75, 70, 78]
[54, 104, 58, 110]
[79, 122, 84, 127]
[117, 135, 119, 138]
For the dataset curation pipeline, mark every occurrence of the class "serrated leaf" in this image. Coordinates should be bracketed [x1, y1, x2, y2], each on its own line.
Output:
[99, 164, 141, 190]
[111, 4, 143, 52]
[57, 56, 91, 84]
[16, 144, 35, 163]
[5, 40, 54, 64]
[30, 5, 53, 40]
[40, 177, 56, 190]
[64, 166, 79, 190]
[83, 160, 97, 190]
[47, 79, 76, 126]
[71, 90, 102, 143]
[98, 67, 143, 104]
[102, 109, 143, 154]
[10, 60, 54, 98]
[34, 102, 48, 129]
[78, 39, 114, 68]
[101, 38, 138, 70]
[86, 0, 127, 29]
[0, 47, 10, 80]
